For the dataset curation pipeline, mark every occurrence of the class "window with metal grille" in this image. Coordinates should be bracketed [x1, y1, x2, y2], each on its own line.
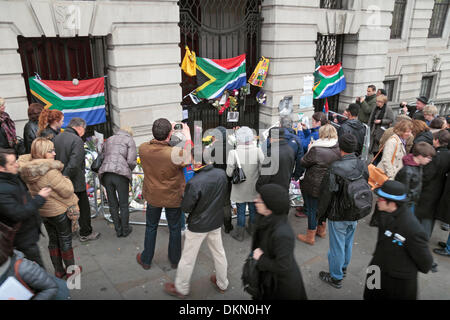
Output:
[428, 0, 450, 38]
[320, 0, 342, 9]
[420, 76, 434, 98]
[390, 0, 407, 39]
[383, 80, 395, 101]
[313, 34, 345, 112]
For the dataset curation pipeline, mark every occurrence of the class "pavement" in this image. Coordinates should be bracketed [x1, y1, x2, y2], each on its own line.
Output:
[37, 207, 450, 300]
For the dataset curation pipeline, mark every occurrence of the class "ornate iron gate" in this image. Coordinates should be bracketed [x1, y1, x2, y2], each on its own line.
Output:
[17, 36, 113, 138]
[179, 0, 262, 134]
[313, 34, 345, 112]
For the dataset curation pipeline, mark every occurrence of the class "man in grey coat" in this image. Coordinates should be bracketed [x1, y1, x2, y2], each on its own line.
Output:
[54, 118, 100, 242]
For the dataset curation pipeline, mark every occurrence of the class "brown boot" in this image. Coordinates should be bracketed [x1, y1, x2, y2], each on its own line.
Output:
[317, 222, 327, 238]
[297, 229, 316, 245]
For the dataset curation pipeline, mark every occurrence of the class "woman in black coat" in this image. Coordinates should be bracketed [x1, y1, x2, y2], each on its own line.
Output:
[23, 103, 44, 154]
[251, 184, 307, 300]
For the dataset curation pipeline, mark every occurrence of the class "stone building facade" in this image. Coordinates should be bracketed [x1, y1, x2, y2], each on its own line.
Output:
[0, 0, 449, 144]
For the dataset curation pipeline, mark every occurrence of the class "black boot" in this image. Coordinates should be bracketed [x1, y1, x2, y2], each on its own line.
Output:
[49, 248, 66, 278]
[120, 205, 131, 237]
[224, 216, 233, 234]
[109, 206, 123, 237]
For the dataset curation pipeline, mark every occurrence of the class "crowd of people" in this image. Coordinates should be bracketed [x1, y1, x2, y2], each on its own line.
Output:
[0, 88, 449, 300]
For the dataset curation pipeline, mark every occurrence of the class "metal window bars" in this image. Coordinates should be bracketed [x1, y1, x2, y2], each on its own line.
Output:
[390, 0, 407, 39]
[428, 0, 450, 38]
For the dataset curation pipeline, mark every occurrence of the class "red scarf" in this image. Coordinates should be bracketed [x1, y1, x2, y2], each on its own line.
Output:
[0, 112, 16, 147]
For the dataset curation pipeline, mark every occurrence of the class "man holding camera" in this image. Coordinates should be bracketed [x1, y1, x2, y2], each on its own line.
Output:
[400, 96, 428, 121]
[356, 85, 377, 125]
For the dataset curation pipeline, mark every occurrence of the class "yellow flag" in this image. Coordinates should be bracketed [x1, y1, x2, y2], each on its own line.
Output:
[248, 56, 269, 87]
[181, 46, 196, 77]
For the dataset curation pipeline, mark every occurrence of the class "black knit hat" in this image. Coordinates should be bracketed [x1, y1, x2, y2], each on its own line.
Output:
[375, 180, 408, 203]
[258, 184, 290, 215]
[338, 133, 357, 153]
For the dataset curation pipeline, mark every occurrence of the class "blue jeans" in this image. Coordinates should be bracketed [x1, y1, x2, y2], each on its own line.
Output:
[445, 233, 450, 254]
[180, 212, 186, 230]
[236, 202, 256, 227]
[328, 220, 358, 280]
[52, 276, 70, 300]
[141, 205, 182, 266]
[303, 193, 318, 230]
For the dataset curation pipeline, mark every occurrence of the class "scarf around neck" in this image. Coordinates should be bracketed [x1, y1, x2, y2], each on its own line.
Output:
[0, 112, 16, 147]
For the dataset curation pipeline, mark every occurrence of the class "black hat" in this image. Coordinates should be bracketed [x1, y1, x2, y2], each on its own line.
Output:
[338, 133, 357, 153]
[258, 184, 290, 215]
[374, 180, 408, 203]
[416, 96, 428, 104]
[378, 88, 387, 95]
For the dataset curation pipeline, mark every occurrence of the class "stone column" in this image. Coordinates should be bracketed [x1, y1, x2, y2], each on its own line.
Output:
[259, 0, 321, 129]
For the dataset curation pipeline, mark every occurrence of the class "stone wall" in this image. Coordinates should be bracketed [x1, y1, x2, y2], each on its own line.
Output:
[386, 0, 450, 109]
[0, 0, 181, 145]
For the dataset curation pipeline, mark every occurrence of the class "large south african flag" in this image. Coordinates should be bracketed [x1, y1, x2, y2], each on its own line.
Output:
[313, 63, 346, 99]
[29, 77, 106, 127]
[195, 54, 246, 99]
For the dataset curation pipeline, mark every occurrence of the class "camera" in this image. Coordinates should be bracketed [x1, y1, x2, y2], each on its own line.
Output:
[174, 123, 183, 130]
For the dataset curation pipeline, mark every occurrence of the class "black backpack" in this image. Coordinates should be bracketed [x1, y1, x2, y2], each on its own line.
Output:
[337, 173, 373, 220]
[241, 255, 261, 299]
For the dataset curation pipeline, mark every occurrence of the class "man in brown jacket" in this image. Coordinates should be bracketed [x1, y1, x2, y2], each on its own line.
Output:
[136, 118, 189, 270]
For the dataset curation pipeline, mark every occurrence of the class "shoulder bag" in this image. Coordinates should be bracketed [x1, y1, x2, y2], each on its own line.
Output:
[367, 138, 398, 190]
[231, 150, 246, 184]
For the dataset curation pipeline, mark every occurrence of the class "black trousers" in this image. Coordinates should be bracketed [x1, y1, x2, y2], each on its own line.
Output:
[363, 272, 417, 300]
[42, 213, 73, 253]
[75, 191, 93, 237]
[102, 172, 131, 235]
[16, 243, 44, 269]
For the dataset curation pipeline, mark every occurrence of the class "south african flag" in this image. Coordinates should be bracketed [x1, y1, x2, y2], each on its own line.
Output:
[313, 63, 346, 99]
[195, 54, 247, 99]
[29, 77, 106, 127]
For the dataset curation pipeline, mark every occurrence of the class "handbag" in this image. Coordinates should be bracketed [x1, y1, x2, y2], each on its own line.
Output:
[14, 137, 26, 156]
[367, 138, 398, 190]
[231, 150, 246, 184]
[241, 255, 261, 299]
[90, 152, 104, 173]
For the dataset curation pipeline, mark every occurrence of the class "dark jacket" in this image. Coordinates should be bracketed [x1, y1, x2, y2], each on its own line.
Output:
[256, 139, 295, 193]
[357, 94, 377, 124]
[99, 130, 137, 182]
[23, 121, 39, 154]
[54, 127, 86, 192]
[38, 126, 60, 142]
[364, 204, 432, 299]
[338, 119, 366, 157]
[413, 131, 433, 146]
[412, 110, 425, 122]
[368, 104, 394, 154]
[181, 165, 228, 233]
[0, 172, 45, 249]
[0, 250, 58, 300]
[416, 147, 450, 221]
[300, 141, 340, 198]
[317, 154, 370, 221]
[283, 128, 304, 180]
[0, 126, 9, 149]
[436, 173, 450, 224]
[251, 214, 307, 300]
[394, 154, 422, 205]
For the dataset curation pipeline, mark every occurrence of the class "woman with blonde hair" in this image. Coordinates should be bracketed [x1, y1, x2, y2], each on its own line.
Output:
[38, 109, 64, 141]
[98, 126, 137, 237]
[297, 124, 340, 244]
[18, 137, 80, 279]
[423, 105, 438, 126]
[377, 120, 413, 179]
[0, 97, 17, 149]
[368, 95, 394, 157]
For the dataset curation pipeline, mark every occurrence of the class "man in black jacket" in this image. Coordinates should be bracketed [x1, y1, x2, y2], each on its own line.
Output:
[338, 104, 367, 157]
[256, 127, 295, 193]
[364, 180, 433, 300]
[164, 149, 229, 298]
[0, 148, 51, 267]
[54, 118, 100, 242]
[400, 96, 427, 121]
[317, 134, 371, 289]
